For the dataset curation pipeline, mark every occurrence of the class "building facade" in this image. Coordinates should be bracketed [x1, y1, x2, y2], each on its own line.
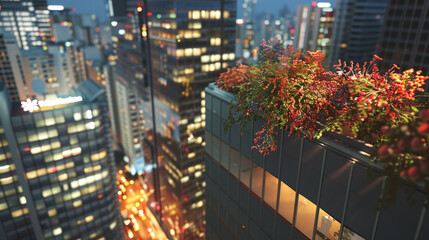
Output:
[328, 0, 386, 66]
[294, 3, 334, 62]
[0, 80, 123, 240]
[377, 0, 429, 83]
[204, 83, 429, 240]
[141, 0, 237, 239]
[0, 30, 26, 102]
[0, 0, 51, 50]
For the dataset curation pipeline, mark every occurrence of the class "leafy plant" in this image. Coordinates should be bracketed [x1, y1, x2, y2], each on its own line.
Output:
[218, 41, 342, 155]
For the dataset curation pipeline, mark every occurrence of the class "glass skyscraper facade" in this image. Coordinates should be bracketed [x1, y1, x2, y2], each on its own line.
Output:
[0, 0, 51, 50]
[0, 80, 123, 240]
[142, 0, 237, 239]
[205, 83, 429, 240]
[328, 0, 386, 66]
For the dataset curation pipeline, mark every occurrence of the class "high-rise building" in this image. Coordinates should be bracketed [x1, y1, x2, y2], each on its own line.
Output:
[141, 0, 237, 239]
[105, 14, 147, 174]
[0, 0, 51, 50]
[204, 83, 429, 240]
[0, 80, 123, 240]
[294, 3, 334, 61]
[377, 0, 429, 83]
[0, 30, 26, 102]
[328, 0, 386, 66]
[238, 0, 257, 60]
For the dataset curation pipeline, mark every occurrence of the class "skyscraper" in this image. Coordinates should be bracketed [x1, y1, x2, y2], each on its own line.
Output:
[0, 80, 123, 240]
[0, 0, 51, 50]
[377, 0, 429, 83]
[105, 14, 147, 174]
[294, 2, 334, 61]
[328, 0, 386, 66]
[0, 30, 26, 102]
[142, 0, 237, 239]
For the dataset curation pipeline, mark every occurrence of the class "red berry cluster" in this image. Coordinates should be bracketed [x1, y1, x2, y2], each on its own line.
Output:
[377, 109, 429, 181]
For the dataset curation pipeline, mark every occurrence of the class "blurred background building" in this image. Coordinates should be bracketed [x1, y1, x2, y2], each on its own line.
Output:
[0, 80, 123, 240]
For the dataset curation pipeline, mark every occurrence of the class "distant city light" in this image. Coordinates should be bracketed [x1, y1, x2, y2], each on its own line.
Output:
[275, 20, 281, 25]
[111, 21, 118, 27]
[317, 2, 332, 8]
[236, 18, 244, 26]
[312, 1, 317, 7]
[264, 20, 270, 25]
[118, 29, 125, 35]
[137, 6, 143, 12]
[47, 5, 64, 11]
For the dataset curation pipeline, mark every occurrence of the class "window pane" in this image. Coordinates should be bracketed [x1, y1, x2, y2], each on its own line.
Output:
[295, 195, 316, 239]
[239, 155, 251, 187]
[230, 148, 239, 178]
[220, 141, 229, 169]
[251, 163, 264, 198]
[278, 181, 295, 223]
[205, 131, 212, 157]
[212, 136, 220, 162]
[264, 171, 278, 209]
[315, 209, 341, 240]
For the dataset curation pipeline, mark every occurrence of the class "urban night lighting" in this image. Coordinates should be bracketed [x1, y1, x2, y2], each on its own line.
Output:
[47, 5, 65, 11]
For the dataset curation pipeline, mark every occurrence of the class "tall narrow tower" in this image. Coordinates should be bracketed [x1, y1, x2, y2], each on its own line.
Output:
[142, 0, 237, 239]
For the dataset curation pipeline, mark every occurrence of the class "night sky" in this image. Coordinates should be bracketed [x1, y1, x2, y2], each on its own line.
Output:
[48, 0, 336, 22]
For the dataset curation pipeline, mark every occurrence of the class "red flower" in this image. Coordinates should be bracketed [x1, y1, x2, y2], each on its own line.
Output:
[418, 123, 429, 134]
[378, 144, 390, 159]
[373, 55, 383, 60]
[407, 165, 420, 181]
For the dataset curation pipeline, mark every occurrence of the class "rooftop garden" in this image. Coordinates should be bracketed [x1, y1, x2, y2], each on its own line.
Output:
[217, 40, 429, 208]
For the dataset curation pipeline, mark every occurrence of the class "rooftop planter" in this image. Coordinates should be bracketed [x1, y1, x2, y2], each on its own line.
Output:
[216, 40, 429, 207]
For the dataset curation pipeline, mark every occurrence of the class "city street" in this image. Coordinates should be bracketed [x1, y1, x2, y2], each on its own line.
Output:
[117, 170, 168, 240]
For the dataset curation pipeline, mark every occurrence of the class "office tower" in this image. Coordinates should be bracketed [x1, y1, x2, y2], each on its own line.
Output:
[0, 0, 51, 50]
[239, 0, 257, 60]
[105, 15, 147, 174]
[0, 30, 26, 102]
[107, 0, 139, 17]
[377, 0, 429, 81]
[20, 48, 59, 95]
[141, 0, 236, 239]
[294, 3, 334, 61]
[328, 0, 386, 66]
[204, 83, 429, 240]
[0, 80, 123, 240]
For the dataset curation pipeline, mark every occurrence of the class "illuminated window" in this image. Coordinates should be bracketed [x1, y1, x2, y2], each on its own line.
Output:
[19, 196, 26, 205]
[11, 208, 28, 218]
[176, 49, 184, 57]
[52, 227, 62, 236]
[85, 215, 94, 223]
[185, 48, 193, 57]
[251, 164, 264, 198]
[188, 22, 202, 29]
[193, 48, 201, 56]
[47, 208, 57, 216]
[26, 170, 38, 179]
[73, 112, 82, 121]
[201, 10, 209, 19]
[45, 117, 56, 126]
[278, 181, 296, 223]
[210, 37, 221, 46]
[0, 176, 14, 185]
[73, 200, 82, 208]
[192, 10, 200, 19]
[223, 11, 230, 18]
[240, 155, 252, 187]
[91, 150, 107, 161]
[201, 55, 210, 63]
[210, 54, 220, 62]
[0, 202, 7, 211]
